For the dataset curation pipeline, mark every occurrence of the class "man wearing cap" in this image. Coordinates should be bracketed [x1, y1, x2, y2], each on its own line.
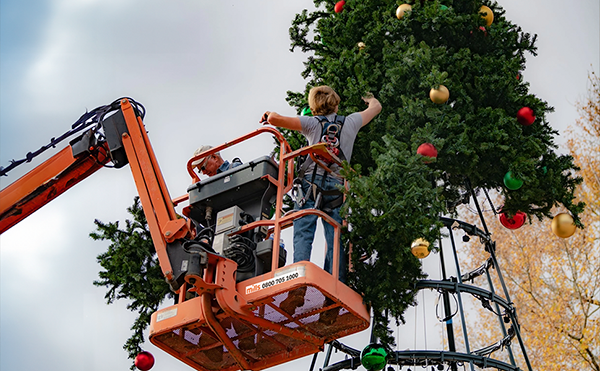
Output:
[192, 145, 242, 177]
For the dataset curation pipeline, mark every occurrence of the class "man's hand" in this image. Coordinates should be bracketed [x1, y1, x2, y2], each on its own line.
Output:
[359, 93, 382, 126]
[259, 111, 302, 131]
[260, 111, 271, 124]
[362, 92, 376, 105]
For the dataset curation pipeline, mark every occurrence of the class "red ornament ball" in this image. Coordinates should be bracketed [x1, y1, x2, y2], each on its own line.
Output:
[334, 0, 345, 13]
[135, 351, 155, 371]
[517, 107, 535, 126]
[469, 26, 487, 37]
[499, 211, 526, 230]
[417, 143, 438, 162]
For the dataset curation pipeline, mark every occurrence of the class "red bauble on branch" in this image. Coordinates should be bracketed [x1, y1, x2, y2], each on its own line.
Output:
[334, 0, 345, 13]
[417, 143, 438, 162]
[135, 351, 155, 371]
[516, 107, 535, 126]
[499, 211, 526, 230]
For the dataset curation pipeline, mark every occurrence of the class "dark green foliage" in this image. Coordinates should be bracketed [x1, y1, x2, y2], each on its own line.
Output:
[90, 197, 173, 370]
[341, 136, 444, 344]
[287, 0, 584, 344]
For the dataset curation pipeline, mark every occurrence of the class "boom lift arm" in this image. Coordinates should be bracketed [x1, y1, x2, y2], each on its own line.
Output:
[0, 131, 111, 233]
[0, 98, 370, 371]
[0, 98, 189, 288]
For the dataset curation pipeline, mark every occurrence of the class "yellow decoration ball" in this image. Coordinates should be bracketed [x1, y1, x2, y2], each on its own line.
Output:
[396, 4, 412, 19]
[479, 5, 494, 26]
[358, 41, 366, 50]
[411, 238, 430, 259]
[430, 85, 450, 104]
[551, 213, 577, 238]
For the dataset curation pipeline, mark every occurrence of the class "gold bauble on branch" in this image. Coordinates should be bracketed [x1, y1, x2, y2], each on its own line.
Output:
[551, 213, 577, 238]
[430, 85, 450, 104]
[411, 238, 430, 259]
[479, 5, 494, 26]
[396, 4, 412, 19]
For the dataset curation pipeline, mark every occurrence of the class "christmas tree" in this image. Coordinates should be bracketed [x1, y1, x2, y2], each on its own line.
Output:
[286, 0, 584, 344]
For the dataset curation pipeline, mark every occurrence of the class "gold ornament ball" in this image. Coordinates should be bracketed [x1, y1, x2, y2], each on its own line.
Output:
[411, 238, 430, 259]
[430, 85, 450, 104]
[358, 41, 366, 50]
[479, 5, 494, 26]
[396, 4, 412, 19]
[551, 213, 577, 238]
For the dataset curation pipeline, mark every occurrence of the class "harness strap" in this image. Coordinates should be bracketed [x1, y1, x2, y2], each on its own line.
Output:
[322, 194, 344, 213]
[316, 115, 347, 162]
[296, 154, 312, 180]
[291, 173, 344, 208]
[296, 115, 346, 180]
[293, 114, 346, 211]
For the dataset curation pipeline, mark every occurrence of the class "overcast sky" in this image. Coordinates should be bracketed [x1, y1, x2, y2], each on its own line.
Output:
[1, 1, 598, 371]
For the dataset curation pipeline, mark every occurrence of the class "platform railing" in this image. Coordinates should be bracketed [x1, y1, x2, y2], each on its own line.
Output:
[186, 129, 345, 283]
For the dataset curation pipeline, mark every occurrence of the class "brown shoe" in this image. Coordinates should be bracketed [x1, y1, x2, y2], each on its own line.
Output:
[205, 345, 223, 363]
[318, 308, 339, 325]
[279, 287, 307, 316]
[318, 297, 338, 326]
[238, 335, 256, 351]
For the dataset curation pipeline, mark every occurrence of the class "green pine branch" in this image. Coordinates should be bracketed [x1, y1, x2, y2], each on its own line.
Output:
[90, 197, 173, 370]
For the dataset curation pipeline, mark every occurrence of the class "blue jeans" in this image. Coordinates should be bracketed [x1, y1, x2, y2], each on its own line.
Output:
[293, 174, 346, 282]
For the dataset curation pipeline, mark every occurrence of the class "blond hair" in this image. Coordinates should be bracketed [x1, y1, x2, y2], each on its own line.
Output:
[308, 86, 340, 116]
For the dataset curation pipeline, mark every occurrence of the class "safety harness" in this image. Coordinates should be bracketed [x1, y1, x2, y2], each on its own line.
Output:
[293, 115, 346, 213]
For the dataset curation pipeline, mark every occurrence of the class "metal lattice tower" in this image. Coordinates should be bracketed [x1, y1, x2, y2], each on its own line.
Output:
[314, 182, 533, 371]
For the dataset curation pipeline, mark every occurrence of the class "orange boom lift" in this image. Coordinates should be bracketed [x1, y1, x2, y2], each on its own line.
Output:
[0, 98, 369, 371]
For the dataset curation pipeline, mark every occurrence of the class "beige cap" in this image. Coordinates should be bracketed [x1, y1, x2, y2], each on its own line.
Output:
[191, 145, 219, 167]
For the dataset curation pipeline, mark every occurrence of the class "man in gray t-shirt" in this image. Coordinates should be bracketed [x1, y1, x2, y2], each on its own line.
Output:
[261, 86, 381, 292]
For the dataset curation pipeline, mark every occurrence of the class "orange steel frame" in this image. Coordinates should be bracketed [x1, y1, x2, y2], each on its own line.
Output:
[186, 140, 344, 277]
[0, 98, 370, 371]
[0, 99, 188, 281]
[149, 133, 369, 371]
[0, 141, 111, 234]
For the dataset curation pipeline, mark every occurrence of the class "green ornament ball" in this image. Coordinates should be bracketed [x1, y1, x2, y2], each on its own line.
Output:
[360, 344, 388, 371]
[440, 5, 449, 10]
[301, 107, 312, 116]
[504, 171, 523, 190]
